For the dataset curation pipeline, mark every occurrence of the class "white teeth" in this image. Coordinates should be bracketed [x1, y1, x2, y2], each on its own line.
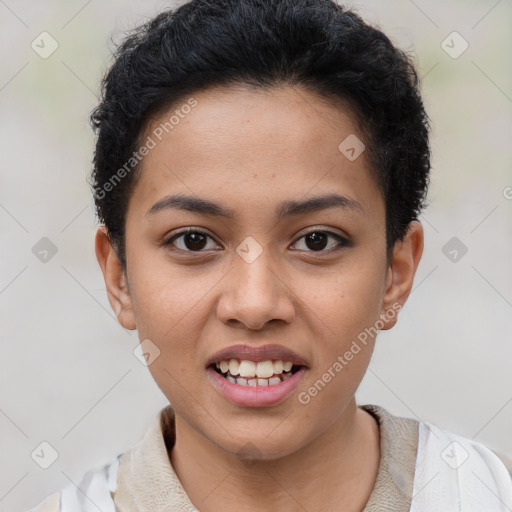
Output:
[224, 373, 294, 387]
[215, 358, 298, 386]
[238, 360, 256, 378]
[273, 360, 284, 374]
[255, 360, 274, 378]
[228, 359, 240, 376]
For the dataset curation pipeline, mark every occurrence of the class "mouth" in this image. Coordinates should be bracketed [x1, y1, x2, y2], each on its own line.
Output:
[210, 359, 303, 387]
[205, 344, 309, 407]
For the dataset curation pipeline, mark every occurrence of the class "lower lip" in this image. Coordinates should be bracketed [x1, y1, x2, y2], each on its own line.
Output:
[206, 366, 307, 407]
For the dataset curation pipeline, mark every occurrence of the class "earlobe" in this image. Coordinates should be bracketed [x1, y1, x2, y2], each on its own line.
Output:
[380, 221, 424, 330]
[94, 226, 137, 330]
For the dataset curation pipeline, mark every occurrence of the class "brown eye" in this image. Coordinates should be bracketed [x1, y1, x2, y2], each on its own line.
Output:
[305, 232, 328, 251]
[292, 230, 349, 252]
[165, 229, 219, 252]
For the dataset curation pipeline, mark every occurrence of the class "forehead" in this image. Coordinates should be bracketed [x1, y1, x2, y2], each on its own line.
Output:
[145, 84, 362, 161]
[130, 84, 383, 221]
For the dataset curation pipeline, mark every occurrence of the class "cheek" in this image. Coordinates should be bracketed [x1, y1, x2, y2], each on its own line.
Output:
[127, 257, 215, 340]
[294, 271, 380, 420]
[127, 257, 223, 392]
[295, 260, 385, 348]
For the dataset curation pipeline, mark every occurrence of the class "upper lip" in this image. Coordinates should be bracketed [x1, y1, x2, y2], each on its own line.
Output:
[206, 344, 309, 368]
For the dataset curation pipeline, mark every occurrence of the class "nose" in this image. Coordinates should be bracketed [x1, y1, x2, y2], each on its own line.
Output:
[216, 247, 295, 330]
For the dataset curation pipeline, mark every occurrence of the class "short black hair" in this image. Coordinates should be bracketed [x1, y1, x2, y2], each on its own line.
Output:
[90, 0, 430, 268]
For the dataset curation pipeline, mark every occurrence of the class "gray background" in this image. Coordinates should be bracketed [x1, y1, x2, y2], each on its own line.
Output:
[1, 0, 511, 510]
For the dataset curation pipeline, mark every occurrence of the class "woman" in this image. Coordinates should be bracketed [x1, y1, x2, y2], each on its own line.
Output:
[29, 0, 512, 510]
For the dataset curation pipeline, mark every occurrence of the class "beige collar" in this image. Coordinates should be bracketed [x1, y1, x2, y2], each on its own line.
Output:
[113, 403, 419, 511]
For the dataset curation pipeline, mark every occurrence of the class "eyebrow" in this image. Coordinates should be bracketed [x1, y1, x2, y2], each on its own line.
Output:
[146, 193, 363, 219]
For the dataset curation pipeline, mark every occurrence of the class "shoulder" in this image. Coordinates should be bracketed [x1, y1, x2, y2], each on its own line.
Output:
[361, 403, 512, 510]
[27, 406, 175, 512]
[417, 419, 512, 480]
[411, 419, 512, 510]
[26, 455, 120, 512]
[362, 403, 512, 482]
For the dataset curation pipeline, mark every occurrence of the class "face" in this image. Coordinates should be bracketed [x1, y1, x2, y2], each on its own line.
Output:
[96, 84, 423, 460]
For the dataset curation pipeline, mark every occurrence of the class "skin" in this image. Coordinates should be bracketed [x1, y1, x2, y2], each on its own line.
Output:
[96, 84, 423, 512]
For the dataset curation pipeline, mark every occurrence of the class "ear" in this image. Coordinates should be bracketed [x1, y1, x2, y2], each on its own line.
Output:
[95, 226, 136, 330]
[380, 221, 424, 330]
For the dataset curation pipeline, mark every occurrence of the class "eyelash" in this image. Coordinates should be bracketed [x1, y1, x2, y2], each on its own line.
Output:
[164, 227, 350, 254]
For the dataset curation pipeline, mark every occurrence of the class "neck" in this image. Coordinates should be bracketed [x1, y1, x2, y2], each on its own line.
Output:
[169, 399, 380, 512]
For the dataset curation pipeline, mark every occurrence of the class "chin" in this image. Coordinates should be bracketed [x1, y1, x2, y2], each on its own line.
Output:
[211, 424, 309, 462]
